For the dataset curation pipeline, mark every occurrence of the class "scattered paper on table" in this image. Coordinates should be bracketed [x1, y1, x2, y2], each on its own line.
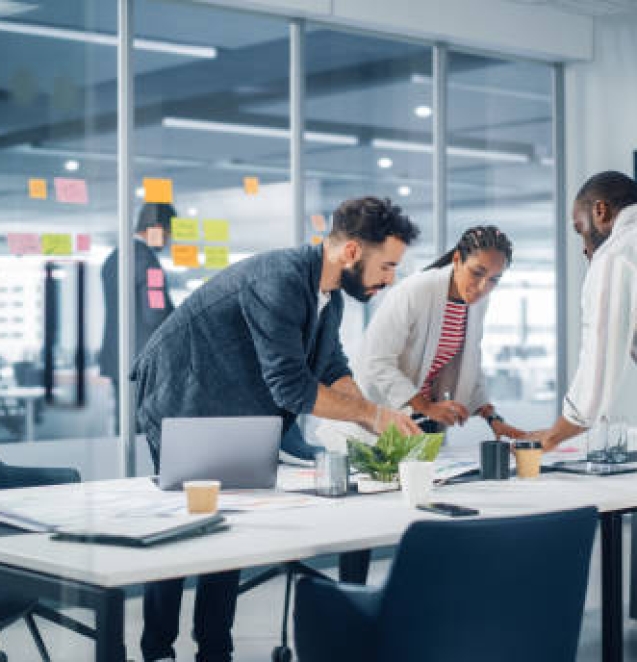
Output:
[54, 178, 88, 205]
[143, 178, 173, 204]
[28, 178, 47, 200]
[204, 246, 229, 269]
[171, 218, 200, 242]
[147, 268, 164, 289]
[203, 219, 229, 242]
[148, 290, 165, 309]
[172, 244, 199, 268]
[42, 233, 72, 255]
[7, 233, 41, 255]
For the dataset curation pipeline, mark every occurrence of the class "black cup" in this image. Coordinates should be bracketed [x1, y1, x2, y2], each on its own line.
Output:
[480, 440, 510, 480]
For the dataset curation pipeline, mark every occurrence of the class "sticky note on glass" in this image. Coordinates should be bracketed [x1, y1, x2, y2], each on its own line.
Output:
[171, 244, 199, 268]
[171, 218, 200, 242]
[203, 219, 229, 243]
[7, 233, 41, 255]
[147, 268, 164, 289]
[147, 227, 164, 247]
[76, 234, 91, 252]
[243, 176, 259, 195]
[29, 178, 47, 200]
[311, 214, 326, 232]
[148, 290, 165, 309]
[42, 233, 72, 255]
[143, 178, 173, 204]
[204, 246, 229, 270]
[54, 178, 88, 205]
[310, 235, 323, 246]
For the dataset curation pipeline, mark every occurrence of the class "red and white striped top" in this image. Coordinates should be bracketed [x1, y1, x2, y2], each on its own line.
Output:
[420, 299, 468, 400]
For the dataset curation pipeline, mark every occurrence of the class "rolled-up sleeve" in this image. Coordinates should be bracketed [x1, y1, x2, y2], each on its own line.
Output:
[239, 275, 319, 415]
[564, 254, 637, 427]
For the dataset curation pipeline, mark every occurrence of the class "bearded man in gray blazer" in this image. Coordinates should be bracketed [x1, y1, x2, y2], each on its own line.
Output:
[132, 196, 421, 662]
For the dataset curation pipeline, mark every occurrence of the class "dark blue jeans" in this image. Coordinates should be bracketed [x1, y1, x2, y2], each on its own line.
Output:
[141, 570, 240, 662]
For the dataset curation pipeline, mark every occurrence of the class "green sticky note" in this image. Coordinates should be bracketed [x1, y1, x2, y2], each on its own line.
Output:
[42, 233, 72, 255]
[204, 246, 229, 270]
[202, 219, 229, 243]
[171, 218, 200, 242]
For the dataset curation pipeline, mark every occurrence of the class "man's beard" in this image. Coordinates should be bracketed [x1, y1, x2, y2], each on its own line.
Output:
[340, 260, 384, 303]
[588, 222, 610, 254]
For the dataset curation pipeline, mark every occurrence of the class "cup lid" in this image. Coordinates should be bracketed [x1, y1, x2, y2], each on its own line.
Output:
[513, 441, 542, 450]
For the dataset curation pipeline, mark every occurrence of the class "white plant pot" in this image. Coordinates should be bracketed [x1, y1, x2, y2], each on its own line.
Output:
[399, 460, 435, 507]
[356, 476, 400, 494]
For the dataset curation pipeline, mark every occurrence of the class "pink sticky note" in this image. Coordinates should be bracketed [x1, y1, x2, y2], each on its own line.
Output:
[54, 177, 88, 205]
[148, 290, 165, 309]
[76, 234, 91, 252]
[147, 268, 164, 289]
[7, 233, 41, 255]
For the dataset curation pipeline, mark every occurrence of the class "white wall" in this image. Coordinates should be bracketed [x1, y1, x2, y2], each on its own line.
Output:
[564, 13, 637, 423]
[195, 0, 593, 61]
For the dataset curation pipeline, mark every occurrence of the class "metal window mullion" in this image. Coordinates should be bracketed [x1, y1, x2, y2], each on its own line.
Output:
[118, 0, 135, 477]
[290, 19, 305, 247]
[553, 63, 567, 417]
[433, 43, 448, 255]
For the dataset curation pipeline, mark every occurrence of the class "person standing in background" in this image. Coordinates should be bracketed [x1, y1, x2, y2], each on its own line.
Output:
[99, 203, 175, 433]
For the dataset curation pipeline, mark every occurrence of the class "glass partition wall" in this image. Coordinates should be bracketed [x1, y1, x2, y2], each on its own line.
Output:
[0, 3, 560, 468]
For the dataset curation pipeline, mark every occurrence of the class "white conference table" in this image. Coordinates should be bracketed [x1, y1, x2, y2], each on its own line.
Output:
[0, 469, 635, 662]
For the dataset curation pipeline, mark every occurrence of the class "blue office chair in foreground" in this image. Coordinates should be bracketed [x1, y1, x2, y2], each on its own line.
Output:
[295, 507, 597, 662]
[0, 461, 88, 662]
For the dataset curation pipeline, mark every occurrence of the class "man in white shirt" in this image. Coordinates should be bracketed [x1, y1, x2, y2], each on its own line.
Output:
[533, 171, 637, 450]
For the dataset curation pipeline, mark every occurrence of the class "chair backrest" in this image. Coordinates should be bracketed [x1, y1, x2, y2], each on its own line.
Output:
[376, 507, 597, 662]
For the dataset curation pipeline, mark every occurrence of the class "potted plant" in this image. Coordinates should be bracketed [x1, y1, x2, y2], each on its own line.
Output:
[347, 424, 444, 493]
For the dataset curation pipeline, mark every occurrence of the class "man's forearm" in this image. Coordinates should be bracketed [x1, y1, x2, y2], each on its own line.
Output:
[330, 375, 365, 400]
[541, 416, 586, 451]
[312, 383, 375, 429]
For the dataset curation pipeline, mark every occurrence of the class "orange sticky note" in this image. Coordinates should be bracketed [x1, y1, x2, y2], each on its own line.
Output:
[76, 234, 91, 252]
[243, 176, 259, 195]
[147, 268, 164, 288]
[8, 233, 41, 255]
[144, 178, 173, 204]
[171, 244, 199, 268]
[310, 235, 323, 246]
[147, 227, 164, 247]
[28, 178, 47, 200]
[311, 214, 326, 232]
[148, 290, 165, 309]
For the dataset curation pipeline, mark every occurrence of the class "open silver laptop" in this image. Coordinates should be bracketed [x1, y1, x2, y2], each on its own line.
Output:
[159, 416, 282, 490]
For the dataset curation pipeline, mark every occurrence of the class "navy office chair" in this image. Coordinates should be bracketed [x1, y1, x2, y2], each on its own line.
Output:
[0, 462, 86, 662]
[295, 507, 597, 662]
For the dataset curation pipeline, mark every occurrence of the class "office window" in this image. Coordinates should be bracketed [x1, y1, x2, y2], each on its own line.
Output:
[303, 26, 434, 357]
[0, 1, 117, 445]
[446, 52, 556, 429]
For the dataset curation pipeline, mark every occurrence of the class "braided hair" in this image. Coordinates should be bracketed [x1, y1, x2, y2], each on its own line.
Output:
[425, 225, 513, 270]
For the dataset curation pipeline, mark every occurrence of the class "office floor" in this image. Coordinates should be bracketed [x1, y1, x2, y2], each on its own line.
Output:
[1, 527, 637, 661]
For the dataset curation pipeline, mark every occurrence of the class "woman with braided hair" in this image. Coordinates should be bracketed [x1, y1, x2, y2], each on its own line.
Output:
[316, 224, 524, 451]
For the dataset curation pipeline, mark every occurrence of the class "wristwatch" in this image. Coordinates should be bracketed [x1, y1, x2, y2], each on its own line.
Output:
[486, 413, 504, 427]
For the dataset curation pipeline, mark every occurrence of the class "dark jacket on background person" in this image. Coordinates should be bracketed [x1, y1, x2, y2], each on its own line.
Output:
[99, 238, 174, 382]
[132, 244, 351, 469]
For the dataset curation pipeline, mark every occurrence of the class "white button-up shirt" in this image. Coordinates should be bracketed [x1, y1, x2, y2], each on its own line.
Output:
[564, 203, 637, 427]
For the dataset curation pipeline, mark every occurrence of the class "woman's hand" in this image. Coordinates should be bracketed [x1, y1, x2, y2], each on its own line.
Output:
[491, 420, 526, 440]
[423, 400, 469, 426]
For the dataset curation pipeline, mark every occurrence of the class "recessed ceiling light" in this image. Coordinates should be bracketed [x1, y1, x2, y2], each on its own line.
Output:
[377, 157, 393, 169]
[64, 159, 79, 172]
[398, 185, 411, 196]
[414, 105, 432, 119]
[188, 207, 198, 216]
[135, 186, 145, 198]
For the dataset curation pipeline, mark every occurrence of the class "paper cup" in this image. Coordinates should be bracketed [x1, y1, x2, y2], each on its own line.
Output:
[184, 480, 221, 514]
[513, 441, 542, 479]
[399, 461, 435, 507]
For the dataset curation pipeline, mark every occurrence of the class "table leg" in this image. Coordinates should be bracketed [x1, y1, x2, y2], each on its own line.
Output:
[95, 588, 126, 662]
[629, 515, 637, 619]
[601, 512, 623, 662]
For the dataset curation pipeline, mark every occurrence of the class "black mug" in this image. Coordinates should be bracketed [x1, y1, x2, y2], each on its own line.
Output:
[480, 440, 510, 480]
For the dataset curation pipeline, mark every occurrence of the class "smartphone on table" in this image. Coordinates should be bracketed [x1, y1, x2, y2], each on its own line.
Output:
[416, 502, 479, 517]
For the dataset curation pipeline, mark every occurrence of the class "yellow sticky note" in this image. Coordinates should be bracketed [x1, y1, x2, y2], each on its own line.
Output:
[143, 178, 173, 204]
[243, 176, 259, 195]
[171, 218, 200, 242]
[203, 220, 229, 243]
[171, 244, 199, 268]
[310, 235, 323, 246]
[42, 233, 72, 255]
[204, 246, 230, 270]
[29, 178, 47, 200]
